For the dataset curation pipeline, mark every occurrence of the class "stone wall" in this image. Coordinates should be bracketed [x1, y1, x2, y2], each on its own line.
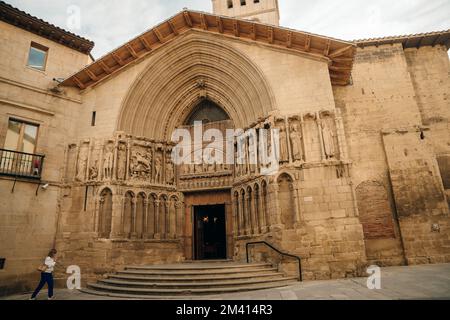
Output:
[0, 21, 87, 295]
[382, 129, 450, 264]
[333, 43, 450, 266]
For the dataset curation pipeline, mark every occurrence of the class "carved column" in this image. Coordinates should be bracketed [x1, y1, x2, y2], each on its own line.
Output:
[270, 183, 282, 227]
[120, 195, 126, 237]
[164, 201, 170, 239]
[252, 191, 259, 235]
[335, 109, 348, 161]
[317, 113, 326, 161]
[300, 114, 307, 163]
[94, 195, 103, 234]
[292, 185, 301, 225]
[245, 193, 253, 235]
[143, 199, 149, 239]
[111, 193, 124, 239]
[257, 188, 265, 234]
[130, 197, 137, 239]
[113, 139, 119, 182]
[241, 193, 248, 236]
[169, 200, 177, 239]
[154, 200, 161, 239]
[232, 194, 239, 237]
[175, 201, 183, 239]
[237, 194, 243, 236]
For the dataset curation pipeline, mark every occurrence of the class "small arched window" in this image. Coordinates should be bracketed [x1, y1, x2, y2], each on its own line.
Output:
[185, 99, 230, 125]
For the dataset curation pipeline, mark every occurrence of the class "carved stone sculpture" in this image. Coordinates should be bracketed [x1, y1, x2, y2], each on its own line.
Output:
[321, 122, 335, 159]
[89, 160, 99, 180]
[75, 145, 88, 182]
[279, 125, 289, 163]
[166, 159, 175, 185]
[130, 149, 152, 179]
[154, 156, 162, 183]
[103, 143, 114, 180]
[290, 123, 303, 161]
[117, 144, 126, 181]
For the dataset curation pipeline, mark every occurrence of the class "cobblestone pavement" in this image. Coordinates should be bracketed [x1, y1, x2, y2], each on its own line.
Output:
[2, 264, 450, 300]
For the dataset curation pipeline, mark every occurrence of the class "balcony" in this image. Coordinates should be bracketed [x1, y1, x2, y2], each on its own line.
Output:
[0, 148, 45, 180]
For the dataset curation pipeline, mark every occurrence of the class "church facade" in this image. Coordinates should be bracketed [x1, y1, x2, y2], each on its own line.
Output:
[0, 0, 449, 295]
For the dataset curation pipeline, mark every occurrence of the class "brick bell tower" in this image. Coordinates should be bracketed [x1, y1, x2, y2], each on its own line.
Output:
[211, 0, 280, 26]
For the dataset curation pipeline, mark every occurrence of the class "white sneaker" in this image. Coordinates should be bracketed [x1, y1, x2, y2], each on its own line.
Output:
[48, 297, 55, 300]
[29, 297, 36, 300]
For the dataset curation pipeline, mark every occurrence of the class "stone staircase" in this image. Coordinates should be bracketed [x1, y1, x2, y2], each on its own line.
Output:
[82, 262, 298, 299]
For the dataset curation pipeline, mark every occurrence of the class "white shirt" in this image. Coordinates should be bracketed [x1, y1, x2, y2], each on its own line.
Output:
[44, 257, 56, 273]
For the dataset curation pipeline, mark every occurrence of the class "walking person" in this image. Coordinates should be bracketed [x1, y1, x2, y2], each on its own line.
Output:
[30, 249, 57, 300]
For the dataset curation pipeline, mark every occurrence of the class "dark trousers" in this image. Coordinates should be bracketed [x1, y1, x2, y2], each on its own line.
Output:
[31, 272, 54, 298]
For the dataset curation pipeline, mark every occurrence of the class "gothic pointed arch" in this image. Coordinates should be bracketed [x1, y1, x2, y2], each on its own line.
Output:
[117, 33, 276, 140]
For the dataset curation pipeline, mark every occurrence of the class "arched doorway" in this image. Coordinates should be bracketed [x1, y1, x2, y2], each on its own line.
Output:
[181, 99, 234, 261]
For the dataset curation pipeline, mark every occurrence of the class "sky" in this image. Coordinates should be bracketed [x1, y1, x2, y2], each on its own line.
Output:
[4, 0, 450, 58]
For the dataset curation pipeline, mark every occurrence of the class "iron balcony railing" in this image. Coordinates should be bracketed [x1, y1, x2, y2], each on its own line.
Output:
[0, 148, 45, 180]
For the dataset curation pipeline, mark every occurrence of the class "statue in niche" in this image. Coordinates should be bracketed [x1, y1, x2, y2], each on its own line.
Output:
[89, 160, 99, 180]
[103, 143, 114, 180]
[130, 149, 152, 178]
[75, 146, 88, 182]
[279, 125, 289, 163]
[154, 156, 162, 183]
[166, 159, 175, 185]
[321, 121, 336, 160]
[117, 144, 127, 180]
[290, 123, 303, 161]
[264, 129, 272, 169]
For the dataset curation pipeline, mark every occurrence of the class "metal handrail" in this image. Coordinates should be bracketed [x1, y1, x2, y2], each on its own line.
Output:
[0, 148, 45, 180]
[246, 241, 303, 282]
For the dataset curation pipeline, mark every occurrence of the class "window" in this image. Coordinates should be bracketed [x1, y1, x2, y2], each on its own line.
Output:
[4, 119, 39, 154]
[91, 111, 97, 127]
[227, 0, 233, 9]
[241, 0, 247, 5]
[254, 0, 260, 3]
[185, 99, 230, 125]
[27, 42, 48, 71]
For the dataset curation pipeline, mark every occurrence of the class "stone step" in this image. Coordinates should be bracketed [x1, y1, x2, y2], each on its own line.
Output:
[87, 279, 296, 296]
[98, 276, 297, 289]
[107, 272, 286, 282]
[79, 288, 181, 300]
[117, 267, 278, 277]
[124, 262, 272, 271]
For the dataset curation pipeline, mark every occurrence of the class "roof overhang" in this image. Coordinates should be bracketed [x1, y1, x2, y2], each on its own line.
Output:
[0, 1, 94, 54]
[61, 10, 356, 90]
[355, 30, 450, 50]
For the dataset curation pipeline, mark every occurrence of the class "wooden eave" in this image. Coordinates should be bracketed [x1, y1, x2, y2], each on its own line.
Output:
[0, 0, 94, 54]
[61, 10, 356, 90]
[355, 30, 450, 50]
